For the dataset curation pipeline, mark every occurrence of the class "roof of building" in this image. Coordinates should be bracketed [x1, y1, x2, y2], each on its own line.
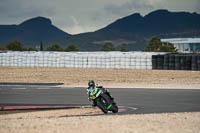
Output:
[161, 38, 200, 44]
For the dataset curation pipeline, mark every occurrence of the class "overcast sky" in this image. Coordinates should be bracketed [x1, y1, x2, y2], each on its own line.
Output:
[0, 0, 200, 34]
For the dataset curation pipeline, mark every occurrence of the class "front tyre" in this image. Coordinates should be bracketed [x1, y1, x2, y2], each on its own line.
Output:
[102, 94, 118, 113]
[111, 104, 118, 113]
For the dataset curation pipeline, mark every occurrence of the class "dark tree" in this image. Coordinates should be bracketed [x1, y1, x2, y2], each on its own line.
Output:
[40, 41, 44, 51]
[101, 42, 116, 51]
[146, 37, 177, 52]
[6, 40, 25, 51]
[65, 44, 79, 52]
[26, 47, 37, 51]
[120, 47, 128, 52]
[46, 44, 64, 51]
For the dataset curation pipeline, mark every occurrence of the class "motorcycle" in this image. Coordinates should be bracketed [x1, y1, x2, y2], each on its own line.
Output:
[87, 86, 118, 114]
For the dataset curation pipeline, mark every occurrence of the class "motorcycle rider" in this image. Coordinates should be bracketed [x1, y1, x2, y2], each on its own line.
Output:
[87, 80, 113, 107]
[87, 80, 97, 106]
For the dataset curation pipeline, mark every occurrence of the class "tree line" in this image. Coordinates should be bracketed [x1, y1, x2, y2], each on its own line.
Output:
[0, 40, 127, 52]
[0, 37, 177, 52]
[0, 40, 80, 52]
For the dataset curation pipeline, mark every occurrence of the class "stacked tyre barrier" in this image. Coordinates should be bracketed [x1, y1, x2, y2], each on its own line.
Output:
[0, 51, 163, 69]
[152, 54, 200, 71]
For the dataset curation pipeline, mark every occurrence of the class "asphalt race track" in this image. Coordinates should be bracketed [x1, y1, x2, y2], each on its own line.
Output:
[0, 84, 200, 114]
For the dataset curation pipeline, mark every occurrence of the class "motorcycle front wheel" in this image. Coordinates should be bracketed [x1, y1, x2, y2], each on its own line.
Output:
[101, 94, 118, 113]
[96, 97, 108, 114]
[111, 104, 118, 113]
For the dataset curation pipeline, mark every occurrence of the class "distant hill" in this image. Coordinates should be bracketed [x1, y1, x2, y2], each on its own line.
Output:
[0, 17, 71, 48]
[66, 9, 200, 51]
[0, 10, 200, 51]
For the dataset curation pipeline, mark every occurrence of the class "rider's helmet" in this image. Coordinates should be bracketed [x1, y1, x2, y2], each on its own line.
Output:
[88, 80, 95, 88]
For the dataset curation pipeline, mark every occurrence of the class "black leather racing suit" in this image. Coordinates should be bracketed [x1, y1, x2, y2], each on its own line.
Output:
[87, 85, 113, 107]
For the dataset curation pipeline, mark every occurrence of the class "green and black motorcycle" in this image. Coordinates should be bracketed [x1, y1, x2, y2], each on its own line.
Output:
[87, 86, 118, 114]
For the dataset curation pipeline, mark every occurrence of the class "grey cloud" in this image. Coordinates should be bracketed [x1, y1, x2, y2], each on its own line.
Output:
[0, 0, 200, 34]
[149, 0, 200, 14]
[90, 0, 154, 31]
[0, 0, 105, 33]
[194, 0, 200, 13]
[103, 0, 154, 16]
[0, 0, 57, 24]
[91, 0, 200, 32]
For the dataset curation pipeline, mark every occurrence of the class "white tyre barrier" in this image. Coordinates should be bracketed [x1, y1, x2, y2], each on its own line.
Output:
[0, 51, 165, 69]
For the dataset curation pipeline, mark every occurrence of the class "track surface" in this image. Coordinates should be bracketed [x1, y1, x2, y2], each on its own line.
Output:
[0, 85, 200, 114]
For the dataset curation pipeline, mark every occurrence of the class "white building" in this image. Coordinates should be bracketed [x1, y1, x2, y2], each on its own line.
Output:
[161, 38, 200, 53]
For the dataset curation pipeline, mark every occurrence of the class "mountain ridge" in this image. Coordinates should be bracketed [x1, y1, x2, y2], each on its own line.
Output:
[65, 9, 200, 51]
[0, 9, 200, 51]
[0, 16, 71, 47]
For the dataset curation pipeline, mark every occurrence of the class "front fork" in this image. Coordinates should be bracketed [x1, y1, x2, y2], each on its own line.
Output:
[105, 91, 114, 100]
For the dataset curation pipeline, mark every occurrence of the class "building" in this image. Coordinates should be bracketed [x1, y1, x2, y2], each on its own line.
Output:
[161, 38, 200, 53]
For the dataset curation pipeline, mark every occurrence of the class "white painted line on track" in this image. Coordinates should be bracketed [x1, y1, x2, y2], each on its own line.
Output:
[127, 106, 138, 110]
[12, 88, 27, 90]
[0, 85, 58, 88]
[36, 87, 51, 89]
[59, 87, 74, 89]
